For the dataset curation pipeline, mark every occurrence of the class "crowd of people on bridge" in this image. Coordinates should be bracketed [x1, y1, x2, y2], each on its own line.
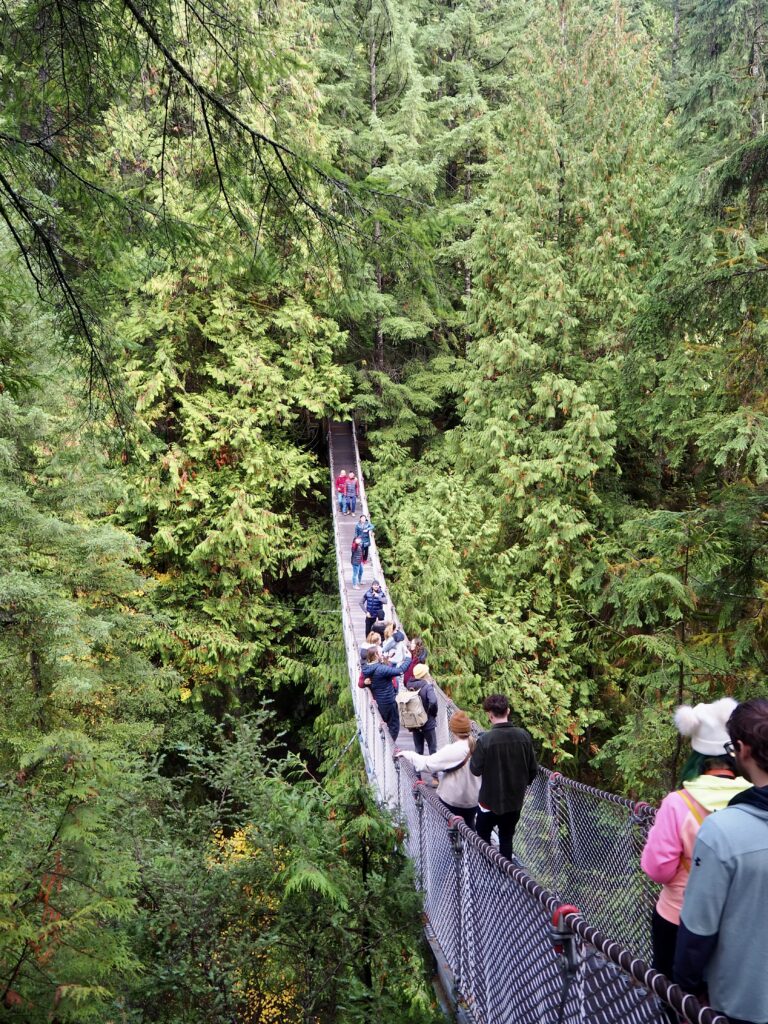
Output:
[337, 465, 538, 859]
[360, 624, 536, 858]
[334, 466, 768, 1024]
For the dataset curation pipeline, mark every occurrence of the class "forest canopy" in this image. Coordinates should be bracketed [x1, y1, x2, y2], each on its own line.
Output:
[1, 0, 768, 1019]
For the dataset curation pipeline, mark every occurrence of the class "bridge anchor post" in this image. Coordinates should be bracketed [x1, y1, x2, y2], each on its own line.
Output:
[550, 903, 581, 977]
[549, 904, 581, 1024]
[447, 816, 465, 998]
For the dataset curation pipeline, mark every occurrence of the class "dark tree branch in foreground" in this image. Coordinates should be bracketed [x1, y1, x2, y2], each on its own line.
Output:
[0, 0, 354, 412]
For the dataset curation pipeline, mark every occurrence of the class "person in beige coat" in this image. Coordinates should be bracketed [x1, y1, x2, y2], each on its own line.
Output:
[395, 711, 480, 828]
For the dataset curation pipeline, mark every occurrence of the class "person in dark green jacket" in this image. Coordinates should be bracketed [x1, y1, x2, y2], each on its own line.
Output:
[470, 694, 537, 860]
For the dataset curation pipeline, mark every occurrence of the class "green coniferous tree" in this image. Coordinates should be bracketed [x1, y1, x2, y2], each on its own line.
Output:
[365, 0, 677, 763]
[591, 0, 768, 788]
[0, 239, 172, 1020]
[47, 0, 354, 710]
[317, 0, 443, 378]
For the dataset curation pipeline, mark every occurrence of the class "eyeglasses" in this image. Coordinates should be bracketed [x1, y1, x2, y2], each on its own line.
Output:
[724, 741, 738, 756]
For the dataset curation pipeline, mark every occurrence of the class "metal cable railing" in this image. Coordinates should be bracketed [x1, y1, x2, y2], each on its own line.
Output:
[327, 422, 726, 1024]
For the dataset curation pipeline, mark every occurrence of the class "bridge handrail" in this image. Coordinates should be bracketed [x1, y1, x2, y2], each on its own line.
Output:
[401, 765, 727, 1024]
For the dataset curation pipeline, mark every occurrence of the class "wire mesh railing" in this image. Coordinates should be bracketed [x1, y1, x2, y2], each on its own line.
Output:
[517, 771, 658, 962]
[327, 421, 727, 1024]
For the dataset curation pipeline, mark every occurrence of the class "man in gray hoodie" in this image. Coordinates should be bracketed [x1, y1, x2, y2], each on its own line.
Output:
[674, 697, 768, 1024]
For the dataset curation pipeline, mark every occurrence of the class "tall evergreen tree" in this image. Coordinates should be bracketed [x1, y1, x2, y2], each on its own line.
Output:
[41, 0, 353, 710]
[364, 0, 678, 766]
[591, 0, 768, 786]
[317, 0, 443, 376]
[0, 238, 171, 1019]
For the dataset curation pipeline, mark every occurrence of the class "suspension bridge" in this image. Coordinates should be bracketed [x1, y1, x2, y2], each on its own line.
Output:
[328, 421, 728, 1024]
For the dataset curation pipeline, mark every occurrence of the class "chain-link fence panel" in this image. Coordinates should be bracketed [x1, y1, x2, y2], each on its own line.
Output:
[447, 812, 728, 1024]
[516, 773, 658, 961]
[459, 832, 564, 1024]
[393, 761, 708, 1024]
[418, 791, 461, 969]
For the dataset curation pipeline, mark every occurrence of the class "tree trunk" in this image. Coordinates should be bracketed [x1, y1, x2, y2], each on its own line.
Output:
[30, 649, 45, 729]
[556, 0, 567, 243]
[748, 13, 767, 220]
[671, 0, 680, 82]
[464, 164, 472, 300]
[370, 29, 384, 371]
[360, 837, 374, 1019]
[670, 541, 690, 788]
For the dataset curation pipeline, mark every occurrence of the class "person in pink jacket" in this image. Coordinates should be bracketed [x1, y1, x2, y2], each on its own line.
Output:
[640, 697, 749, 982]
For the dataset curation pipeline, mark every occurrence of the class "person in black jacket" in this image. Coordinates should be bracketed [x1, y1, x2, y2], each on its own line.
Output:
[408, 664, 439, 757]
[470, 693, 537, 860]
[360, 581, 387, 637]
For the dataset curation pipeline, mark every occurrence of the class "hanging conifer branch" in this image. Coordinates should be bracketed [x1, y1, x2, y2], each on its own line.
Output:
[0, 0, 360, 409]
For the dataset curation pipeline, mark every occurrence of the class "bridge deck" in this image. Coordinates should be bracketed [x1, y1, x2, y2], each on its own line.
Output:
[328, 422, 415, 753]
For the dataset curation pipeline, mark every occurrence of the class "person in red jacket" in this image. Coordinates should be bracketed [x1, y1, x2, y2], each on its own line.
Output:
[334, 470, 348, 512]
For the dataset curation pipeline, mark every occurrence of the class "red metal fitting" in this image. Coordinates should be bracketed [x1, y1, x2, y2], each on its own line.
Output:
[552, 904, 580, 928]
[631, 800, 653, 823]
[550, 904, 581, 954]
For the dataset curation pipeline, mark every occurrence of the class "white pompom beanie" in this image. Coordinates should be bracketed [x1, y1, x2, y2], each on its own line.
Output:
[674, 697, 739, 756]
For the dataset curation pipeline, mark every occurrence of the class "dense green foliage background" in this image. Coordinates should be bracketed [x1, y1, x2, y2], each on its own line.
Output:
[1, 0, 767, 1018]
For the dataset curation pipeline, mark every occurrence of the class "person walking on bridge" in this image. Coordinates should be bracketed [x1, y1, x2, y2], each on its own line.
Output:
[335, 469, 348, 512]
[403, 637, 428, 687]
[354, 514, 375, 562]
[396, 710, 480, 828]
[359, 631, 381, 668]
[351, 536, 364, 588]
[674, 698, 768, 1024]
[343, 472, 359, 515]
[360, 580, 387, 637]
[382, 623, 408, 665]
[640, 698, 748, 982]
[405, 663, 439, 758]
[470, 694, 537, 861]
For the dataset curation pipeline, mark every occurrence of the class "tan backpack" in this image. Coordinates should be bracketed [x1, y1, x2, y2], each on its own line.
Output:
[396, 687, 427, 729]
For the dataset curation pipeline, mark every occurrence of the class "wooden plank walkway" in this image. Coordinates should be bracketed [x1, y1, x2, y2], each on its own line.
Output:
[328, 421, 416, 753]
